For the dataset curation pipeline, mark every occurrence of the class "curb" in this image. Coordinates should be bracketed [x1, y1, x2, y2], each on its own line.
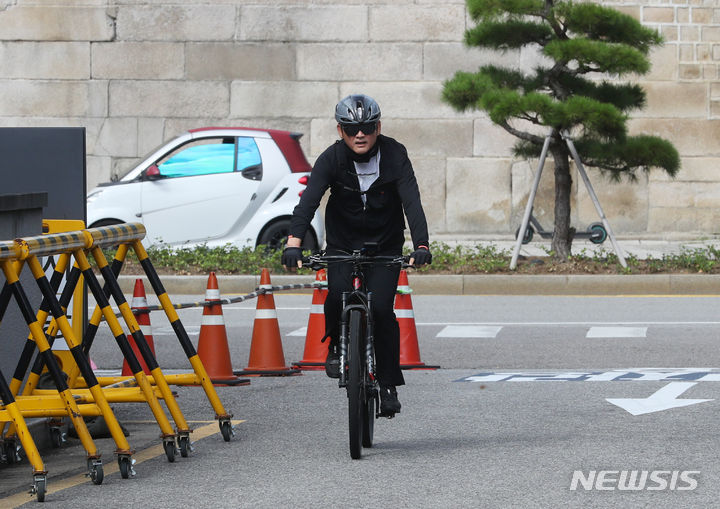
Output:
[115, 274, 720, 296]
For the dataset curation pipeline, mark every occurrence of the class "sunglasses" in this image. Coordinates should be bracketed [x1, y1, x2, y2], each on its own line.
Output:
[342, 122, 377, 137]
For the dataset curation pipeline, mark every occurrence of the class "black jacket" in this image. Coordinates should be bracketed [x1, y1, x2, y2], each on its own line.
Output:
[290, 135, 429, 253]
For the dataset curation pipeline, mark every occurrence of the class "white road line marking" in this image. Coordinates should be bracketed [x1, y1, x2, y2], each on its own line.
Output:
[223, 306, 309, 310]
[154, 325, 200, 335]
[417, 321, 720, 326]
[586, 326, 647, 338]
[437, 325, 502, 338]
[288, 327, 307, 337]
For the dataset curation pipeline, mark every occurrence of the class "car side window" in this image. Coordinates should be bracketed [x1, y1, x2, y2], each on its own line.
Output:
[157, 138, 235, 178]
[236, 137, 263, 181]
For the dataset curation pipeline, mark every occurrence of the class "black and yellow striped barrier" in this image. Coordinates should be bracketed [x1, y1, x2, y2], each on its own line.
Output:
[0, 221, 239, 501]
[0, 222, 150, 497]
[1, 231, 143, 482]
[6, 225, 193, 462]
[83, 224, 234, 443]
[19, 223, 232, 444]
[83, 222, 146, 248]
[1, 251, 106, 484]
[9, 224, 185, 465]
[0, 240, 18, 261]
[0, 357, 47, 500]
[0, 247, 106, 500]
[16, 230, 86, 258]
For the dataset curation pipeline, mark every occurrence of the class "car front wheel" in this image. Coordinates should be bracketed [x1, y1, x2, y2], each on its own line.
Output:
[257, 220, 318, 252]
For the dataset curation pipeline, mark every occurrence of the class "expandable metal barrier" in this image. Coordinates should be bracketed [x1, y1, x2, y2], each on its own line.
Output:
[0, 222, 236, 502]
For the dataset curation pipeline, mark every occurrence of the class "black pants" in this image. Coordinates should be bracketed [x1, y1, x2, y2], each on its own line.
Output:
[324, 249, 404, 387]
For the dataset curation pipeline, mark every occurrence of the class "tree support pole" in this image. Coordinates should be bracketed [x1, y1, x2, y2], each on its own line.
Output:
[510, 132, 553, 270]
[561, 130, 627, 268]
[510, 130, 627, 270]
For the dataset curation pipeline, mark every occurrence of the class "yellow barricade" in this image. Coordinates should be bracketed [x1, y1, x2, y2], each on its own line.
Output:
[0, 220, 237, 500]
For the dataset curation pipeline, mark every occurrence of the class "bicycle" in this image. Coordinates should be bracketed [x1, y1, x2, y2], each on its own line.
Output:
[303, 245, 409, 460]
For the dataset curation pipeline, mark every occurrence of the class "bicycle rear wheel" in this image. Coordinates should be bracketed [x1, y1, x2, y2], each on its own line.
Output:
[347, 309, 364, 459]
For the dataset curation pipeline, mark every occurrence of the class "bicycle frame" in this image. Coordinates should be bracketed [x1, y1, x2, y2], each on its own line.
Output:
[304, 250, 406, 388]
[338, 272, 374, 389]
[303, 249, 408, 458]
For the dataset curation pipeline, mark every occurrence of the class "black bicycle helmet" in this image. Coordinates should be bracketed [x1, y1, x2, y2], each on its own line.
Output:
[335, 94, 381, 125]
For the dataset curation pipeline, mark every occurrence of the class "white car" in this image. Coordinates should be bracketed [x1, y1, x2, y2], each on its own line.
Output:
[86, 127, 323, 251]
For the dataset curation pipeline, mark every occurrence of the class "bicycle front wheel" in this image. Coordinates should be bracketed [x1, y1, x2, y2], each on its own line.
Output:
[347, 309, 364, 460]
[362, 386, 375, 448]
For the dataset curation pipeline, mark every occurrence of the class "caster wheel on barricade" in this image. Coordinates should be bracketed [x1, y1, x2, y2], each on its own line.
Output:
[219, 420, 234, 442]
[87, 459, 104, 485]
[4, 440, 19, 464]
[49, 427, 65, 448]
[31, 475, 46, 502]
[163, 440, 176, 463]
[178, 435, 192, 457]
[118, 456, 134, 479]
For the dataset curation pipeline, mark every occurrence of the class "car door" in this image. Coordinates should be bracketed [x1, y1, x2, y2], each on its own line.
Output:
[140, 136, 262, 246]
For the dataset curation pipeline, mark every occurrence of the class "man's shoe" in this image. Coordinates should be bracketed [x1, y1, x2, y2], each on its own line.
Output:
[325, 347, 340, 379]
[379, 385, 401, 415]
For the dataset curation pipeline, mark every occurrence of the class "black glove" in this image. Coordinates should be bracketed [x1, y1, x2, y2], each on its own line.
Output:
[281, 247, 303, 269]
[410, 247, 432, 266]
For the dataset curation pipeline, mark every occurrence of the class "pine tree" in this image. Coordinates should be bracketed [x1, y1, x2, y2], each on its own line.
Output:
[443, 0, 680, 260]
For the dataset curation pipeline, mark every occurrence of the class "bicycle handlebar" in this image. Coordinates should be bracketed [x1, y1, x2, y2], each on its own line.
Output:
[301, 253, 411, 271]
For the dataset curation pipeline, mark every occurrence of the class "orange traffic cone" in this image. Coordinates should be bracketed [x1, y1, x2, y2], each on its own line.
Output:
[196, 272, 245, 385]
[122, 279, 155, 376]
[293, 269, 328, 370]
[395, 270, 439, 370]
[235, 268, 299, 376]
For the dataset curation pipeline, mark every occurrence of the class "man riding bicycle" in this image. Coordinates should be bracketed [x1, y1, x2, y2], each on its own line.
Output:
[282, 94, 432, 416]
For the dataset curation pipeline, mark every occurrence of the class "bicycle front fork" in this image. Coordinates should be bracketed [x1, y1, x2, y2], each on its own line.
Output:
[338, 292, 349, 388]
[338, 292, 375, 389]
[365, 303, 375, 383]
[338, 322, 375, 390]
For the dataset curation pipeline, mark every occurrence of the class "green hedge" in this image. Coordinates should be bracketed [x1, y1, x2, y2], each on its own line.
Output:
[101, 242, 720, 275]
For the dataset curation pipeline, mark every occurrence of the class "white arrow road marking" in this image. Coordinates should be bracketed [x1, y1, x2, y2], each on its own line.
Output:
[458, 369, 720, 383]
[606, 382, 713, 416]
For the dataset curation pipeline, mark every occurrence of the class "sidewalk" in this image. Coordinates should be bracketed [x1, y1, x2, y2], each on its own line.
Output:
[431, 233, 720, 259]
[114, 236, 720, 296]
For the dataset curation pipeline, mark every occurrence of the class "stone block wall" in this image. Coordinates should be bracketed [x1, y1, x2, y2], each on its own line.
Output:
[0, 0, 718, 240]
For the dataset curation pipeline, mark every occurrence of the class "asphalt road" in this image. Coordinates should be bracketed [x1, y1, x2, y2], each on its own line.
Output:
[83, 293, 720, 371]
[3, 293, 720, 508]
